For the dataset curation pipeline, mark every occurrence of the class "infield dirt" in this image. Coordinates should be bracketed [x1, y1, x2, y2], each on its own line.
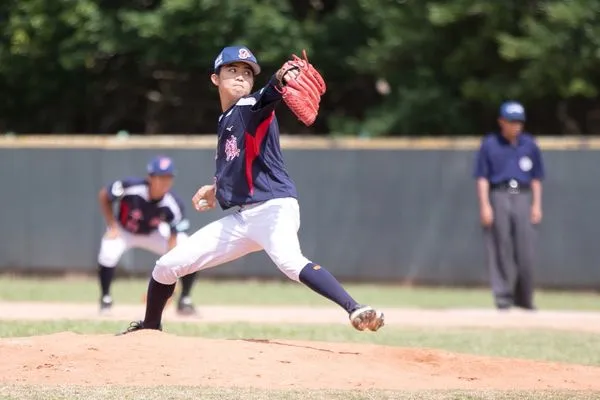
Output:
[1, 302, 600, 391]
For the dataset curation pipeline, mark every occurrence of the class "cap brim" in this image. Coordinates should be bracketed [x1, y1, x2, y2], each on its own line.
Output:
[502, 114, 525, 122]
[219, 60, 261, 75]
[149, 171, 175, 176]
[243, 61, 261, 75]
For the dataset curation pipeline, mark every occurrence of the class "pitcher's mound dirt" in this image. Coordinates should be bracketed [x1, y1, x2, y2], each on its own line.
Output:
[1, 331, 599, 391]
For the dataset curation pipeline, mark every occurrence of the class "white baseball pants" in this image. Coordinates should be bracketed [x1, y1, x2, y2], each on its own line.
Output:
[98, 224, 189, 268]
[152, 197, 311, 284]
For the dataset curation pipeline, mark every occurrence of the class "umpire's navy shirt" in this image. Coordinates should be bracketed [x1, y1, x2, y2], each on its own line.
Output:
[474, 132, 545, 184]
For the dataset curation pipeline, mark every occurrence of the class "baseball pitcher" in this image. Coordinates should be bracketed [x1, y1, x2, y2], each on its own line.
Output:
[119, 46, 385, 335]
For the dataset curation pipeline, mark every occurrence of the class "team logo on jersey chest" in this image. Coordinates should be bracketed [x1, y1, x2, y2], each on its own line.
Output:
[225, 134, 241, 161]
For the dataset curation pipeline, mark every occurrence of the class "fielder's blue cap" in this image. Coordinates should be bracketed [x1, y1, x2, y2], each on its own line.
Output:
[213, 46, 261, 75]
[147, 155, 176, 176]
[499, 101, 526, 122]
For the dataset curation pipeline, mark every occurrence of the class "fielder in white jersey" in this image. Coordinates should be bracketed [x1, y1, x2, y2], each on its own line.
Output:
[119, 46, 384, 335]
[98, 156, 198, 316]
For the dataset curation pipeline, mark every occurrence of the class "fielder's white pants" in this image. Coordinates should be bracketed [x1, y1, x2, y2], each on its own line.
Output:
[98, 224, 189, 268]
[153, 197, 311, 284]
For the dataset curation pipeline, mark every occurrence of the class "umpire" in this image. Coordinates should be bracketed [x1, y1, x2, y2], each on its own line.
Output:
[473, 101, 545, 311]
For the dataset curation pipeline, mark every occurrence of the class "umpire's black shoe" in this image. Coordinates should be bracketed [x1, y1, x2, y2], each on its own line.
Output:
[116, 320, 162, 336]
[495, 298, 513, 311]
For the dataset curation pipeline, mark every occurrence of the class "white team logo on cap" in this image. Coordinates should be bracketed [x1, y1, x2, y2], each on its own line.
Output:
[159, 157, 171, 170]
[519, 156, 533, 172]
[238, 48, 251, 59]
[506, 103, 524, 114]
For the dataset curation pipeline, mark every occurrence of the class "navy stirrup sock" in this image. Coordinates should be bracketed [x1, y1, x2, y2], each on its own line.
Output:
[299, 263, 359, 313]
[98, 264, 115, 297]
[179, 272, 196, 299]
[143, 277, 176, 329]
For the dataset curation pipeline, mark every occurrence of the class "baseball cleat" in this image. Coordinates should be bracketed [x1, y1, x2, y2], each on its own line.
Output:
[349, 305, 385, 332]
[176, 296, 197, 316]
[116, 320, 162, 336]
[99, 295, 113, 314]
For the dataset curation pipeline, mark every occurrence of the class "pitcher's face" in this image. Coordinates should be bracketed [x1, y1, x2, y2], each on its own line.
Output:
[211, 62, 255, 101]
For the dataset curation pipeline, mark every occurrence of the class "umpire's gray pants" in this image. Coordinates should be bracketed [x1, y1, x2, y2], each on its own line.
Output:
[483, 190, 538, 309]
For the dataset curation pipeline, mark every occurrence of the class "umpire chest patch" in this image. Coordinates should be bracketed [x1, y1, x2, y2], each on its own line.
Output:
[519, 156, 533, 172]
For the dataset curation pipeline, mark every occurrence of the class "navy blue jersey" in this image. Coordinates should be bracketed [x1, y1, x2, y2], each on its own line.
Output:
[214, 75, 298, 210]
[473, 132, 545, 184]
[105, 177, 189, 235]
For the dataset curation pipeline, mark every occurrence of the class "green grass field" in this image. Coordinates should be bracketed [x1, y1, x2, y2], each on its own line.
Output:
[1, 276, 599, 310]
[1, 276, 599, 399]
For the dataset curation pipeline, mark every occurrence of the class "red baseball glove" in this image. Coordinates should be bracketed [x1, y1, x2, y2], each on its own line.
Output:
[276, 50, 326, 127]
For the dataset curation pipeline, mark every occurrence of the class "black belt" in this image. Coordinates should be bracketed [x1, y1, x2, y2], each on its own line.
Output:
[490, 180, 531, 193]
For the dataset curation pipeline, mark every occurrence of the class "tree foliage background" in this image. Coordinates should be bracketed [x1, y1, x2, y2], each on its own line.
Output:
[1, 0, 599, 136]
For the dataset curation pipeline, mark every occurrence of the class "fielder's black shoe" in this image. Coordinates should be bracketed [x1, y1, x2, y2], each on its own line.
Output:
[176, 296, 197, 316]
[116, 320, 162, 336]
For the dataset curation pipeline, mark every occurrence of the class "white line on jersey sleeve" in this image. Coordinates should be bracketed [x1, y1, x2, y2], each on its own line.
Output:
[160, 193, 183, 226]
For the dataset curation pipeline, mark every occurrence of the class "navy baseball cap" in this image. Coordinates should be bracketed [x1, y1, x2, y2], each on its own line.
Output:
[213, 46, 261, 75]
[147, 156, 176, 176]
[499, 101, 526, 122]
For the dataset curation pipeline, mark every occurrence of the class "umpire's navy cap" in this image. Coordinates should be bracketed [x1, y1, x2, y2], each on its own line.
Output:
[214, 46, 261, 75]
[147, 156, 176, 176]
[499, 101, 526, 122]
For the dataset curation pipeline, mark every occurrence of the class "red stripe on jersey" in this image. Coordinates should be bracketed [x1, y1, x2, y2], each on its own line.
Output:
[119, 201, 129, 226]
[244, 112, 275, 195]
